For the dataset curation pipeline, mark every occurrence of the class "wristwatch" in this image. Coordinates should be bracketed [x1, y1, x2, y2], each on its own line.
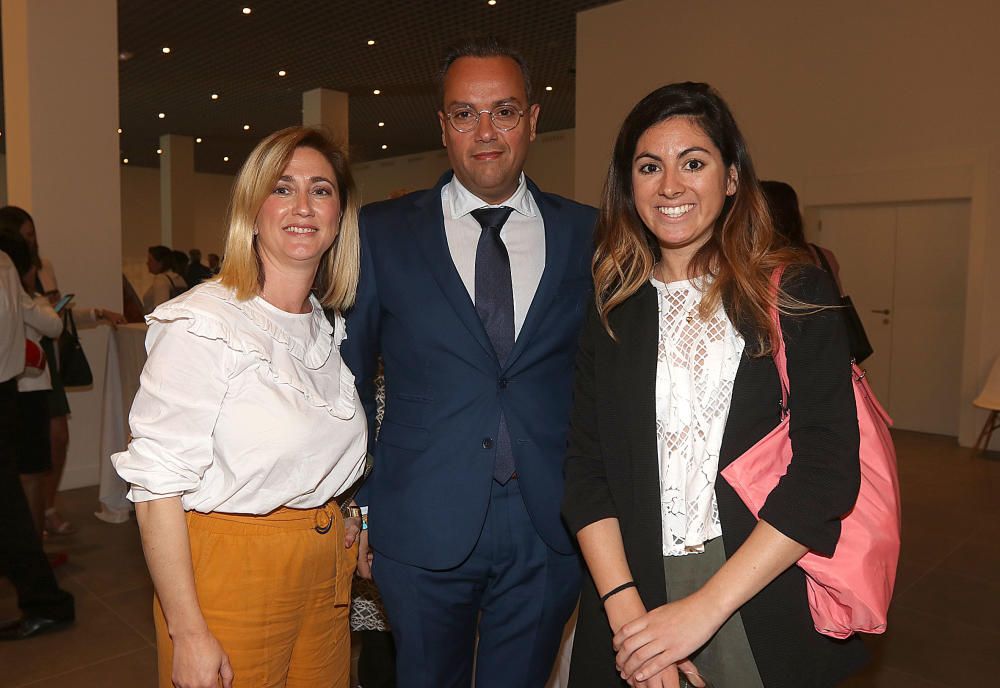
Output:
[343, 505, 363, 519]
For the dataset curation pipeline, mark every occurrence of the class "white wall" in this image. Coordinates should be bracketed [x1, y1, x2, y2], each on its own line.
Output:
[576, 0, 1000, 448]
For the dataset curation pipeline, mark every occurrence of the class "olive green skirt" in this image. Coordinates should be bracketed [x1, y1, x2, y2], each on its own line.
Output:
[663, 537, 764, 688]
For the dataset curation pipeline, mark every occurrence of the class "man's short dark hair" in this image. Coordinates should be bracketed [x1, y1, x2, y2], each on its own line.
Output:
[438, 35, 532, 106]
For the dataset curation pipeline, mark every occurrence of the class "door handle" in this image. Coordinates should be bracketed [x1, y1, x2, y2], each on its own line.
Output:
[871, 309, 890, 315]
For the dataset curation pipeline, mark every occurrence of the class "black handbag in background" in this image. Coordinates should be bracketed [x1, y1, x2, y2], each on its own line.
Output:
[58, 309, 93, 387]
[811, 244, 874, 364]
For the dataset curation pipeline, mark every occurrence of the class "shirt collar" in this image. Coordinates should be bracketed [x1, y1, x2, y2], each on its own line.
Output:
[445, 172, 536, 220]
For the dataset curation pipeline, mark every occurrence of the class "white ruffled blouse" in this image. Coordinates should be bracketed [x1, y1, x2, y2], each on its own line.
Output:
[651, 276, 745, 556]
[112, 282, 368, 514]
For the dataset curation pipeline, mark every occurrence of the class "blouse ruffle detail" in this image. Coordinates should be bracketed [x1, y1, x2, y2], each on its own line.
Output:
[147, 282, 356, 420]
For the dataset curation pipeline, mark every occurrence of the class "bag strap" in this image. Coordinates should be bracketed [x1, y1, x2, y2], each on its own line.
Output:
[769, 267, 790, 415]
[63, 306, 79, 340]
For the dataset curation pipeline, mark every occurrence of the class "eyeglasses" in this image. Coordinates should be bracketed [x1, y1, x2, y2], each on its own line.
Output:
[445, 105, 524, 133]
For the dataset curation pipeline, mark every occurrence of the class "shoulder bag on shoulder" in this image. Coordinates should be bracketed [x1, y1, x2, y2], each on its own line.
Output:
[720, 267, 901, 639]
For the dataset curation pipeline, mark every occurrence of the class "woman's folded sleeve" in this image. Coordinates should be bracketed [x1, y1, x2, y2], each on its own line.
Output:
[111, 317, 231, 503]
[562, 306, 618, 535]
[758, 267, 862, 557]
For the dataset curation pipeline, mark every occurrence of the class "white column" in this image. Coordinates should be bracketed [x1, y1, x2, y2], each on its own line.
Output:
[159, 133, 196, 251]
[2, 0, 122, 488]
[302, 88, 349, 148]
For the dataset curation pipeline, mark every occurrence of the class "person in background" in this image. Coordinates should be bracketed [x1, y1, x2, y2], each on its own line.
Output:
[185, 249, 213, 288]
[143, 245, 187, 313]
[562, 83, 865, 688]
[170, 250, 191, 291]
[0, 205, 126, 539]
[113, 126, 368, 688]
[0, 228, 75, 641]
[207, 253, 221, 274]
[761, 180, 843, 292]
[14, 247, 63, 540]
[343, 36, 596, 688]
[122, 273, 146, 323]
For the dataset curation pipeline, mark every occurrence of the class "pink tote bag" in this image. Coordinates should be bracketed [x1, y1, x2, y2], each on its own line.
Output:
[720, 269, 902, 639]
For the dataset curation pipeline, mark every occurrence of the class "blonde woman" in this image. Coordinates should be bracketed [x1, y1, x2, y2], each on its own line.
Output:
[113, 127, 367, 688]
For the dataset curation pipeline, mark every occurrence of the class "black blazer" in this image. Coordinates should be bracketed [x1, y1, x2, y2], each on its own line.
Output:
[562, 266, 868, 688]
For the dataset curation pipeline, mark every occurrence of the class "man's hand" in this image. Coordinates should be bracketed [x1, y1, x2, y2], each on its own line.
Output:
[356, 529, 374, 579]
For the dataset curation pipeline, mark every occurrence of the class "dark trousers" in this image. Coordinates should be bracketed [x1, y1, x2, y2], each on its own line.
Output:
[0, 378, 74, 620]
[373, 479, 581, 688]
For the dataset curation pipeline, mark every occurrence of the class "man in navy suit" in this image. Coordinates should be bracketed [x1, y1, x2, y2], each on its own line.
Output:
[343, 36, 596, 688]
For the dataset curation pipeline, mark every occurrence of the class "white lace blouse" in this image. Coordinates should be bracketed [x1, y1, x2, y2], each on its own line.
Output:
[112, 282, 368, 515]
[651, 276, 745, 556]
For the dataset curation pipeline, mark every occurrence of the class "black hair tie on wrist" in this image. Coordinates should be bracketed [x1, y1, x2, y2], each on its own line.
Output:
[600, 581, 637, 604]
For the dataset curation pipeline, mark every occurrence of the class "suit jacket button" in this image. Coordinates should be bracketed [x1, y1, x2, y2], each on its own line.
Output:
[498, 377, 508, 389]
[482, 437, 493, 449]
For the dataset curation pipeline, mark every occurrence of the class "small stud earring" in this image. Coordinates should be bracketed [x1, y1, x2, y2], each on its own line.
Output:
[253, 228, 259, 236]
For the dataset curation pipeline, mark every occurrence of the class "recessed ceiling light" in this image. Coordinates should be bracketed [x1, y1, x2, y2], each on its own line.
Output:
[158, 112, 165, 119]
[373, 89, 381, 95]
[117, 128, 122, 134]
[156, 148, 162, 155]
[123, 158, 129, 164]
[488, 0, 497, 5]
[223, 156, 230, 162]
[243, 124, 250, 131]
[161, 47, 171, 54]
[367, 39, 376, 46]
[545, 85, 553, 92]
[211, 93, 219, 100]
[278, 70, 287, 77]
[242, 7, 251, 14]
[381, 144, 388, 150]
[378, 121, 385, 127]
[196, 137, 203, 143]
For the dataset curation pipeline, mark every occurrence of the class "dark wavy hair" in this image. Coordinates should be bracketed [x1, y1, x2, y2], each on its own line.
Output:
[592, 82, 804, 353]
[761, 180, 807, 248]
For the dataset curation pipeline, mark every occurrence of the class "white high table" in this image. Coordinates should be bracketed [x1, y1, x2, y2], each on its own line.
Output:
[96, 322, 148, 522]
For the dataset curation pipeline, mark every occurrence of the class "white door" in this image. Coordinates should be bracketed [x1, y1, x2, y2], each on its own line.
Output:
[889, 201, 969, 435]
[806, 200, 969, 436]
[807, 205, 896, 404]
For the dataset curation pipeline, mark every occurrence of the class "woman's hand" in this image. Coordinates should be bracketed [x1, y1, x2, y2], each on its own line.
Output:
[170, 628, 234, 688]
[604, 589, 705, 687]
[96, 308, 128, 326]
[613, 590, 725, 684]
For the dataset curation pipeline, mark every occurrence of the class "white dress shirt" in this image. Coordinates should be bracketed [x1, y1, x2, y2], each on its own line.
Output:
[442, 173, 545, 337]
[112, 281, 368, 514]
[651, 276, 745, 556]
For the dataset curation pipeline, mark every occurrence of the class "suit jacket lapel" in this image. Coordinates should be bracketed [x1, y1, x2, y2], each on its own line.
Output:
[413, 172, 497, 363]
[504, 177, 572, 371]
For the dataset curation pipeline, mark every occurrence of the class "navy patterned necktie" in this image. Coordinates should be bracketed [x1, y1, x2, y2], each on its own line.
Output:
[471, 205, 516, 483]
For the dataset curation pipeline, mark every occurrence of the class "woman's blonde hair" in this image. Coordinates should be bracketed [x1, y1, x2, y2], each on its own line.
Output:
[594, 83, 807, 354]
[217, 126, 361, 311]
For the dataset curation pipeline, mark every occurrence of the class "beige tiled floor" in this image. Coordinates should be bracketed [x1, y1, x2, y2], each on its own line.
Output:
[1, 430, 997, 687]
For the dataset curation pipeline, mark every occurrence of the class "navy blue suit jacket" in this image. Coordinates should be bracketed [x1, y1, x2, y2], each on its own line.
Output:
[342, 172, 597, 570]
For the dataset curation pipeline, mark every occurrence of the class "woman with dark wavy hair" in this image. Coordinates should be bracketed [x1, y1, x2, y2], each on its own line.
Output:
[562, 83, 867, 687]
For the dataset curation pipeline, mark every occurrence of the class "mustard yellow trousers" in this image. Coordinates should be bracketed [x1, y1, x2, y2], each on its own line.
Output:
[154, 504, 357, 688]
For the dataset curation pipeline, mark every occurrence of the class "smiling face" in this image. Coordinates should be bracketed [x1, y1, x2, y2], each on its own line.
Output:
[438, 56, 539, 204]
[632, 116, 737, 270]
[255, 146, 341, 282]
